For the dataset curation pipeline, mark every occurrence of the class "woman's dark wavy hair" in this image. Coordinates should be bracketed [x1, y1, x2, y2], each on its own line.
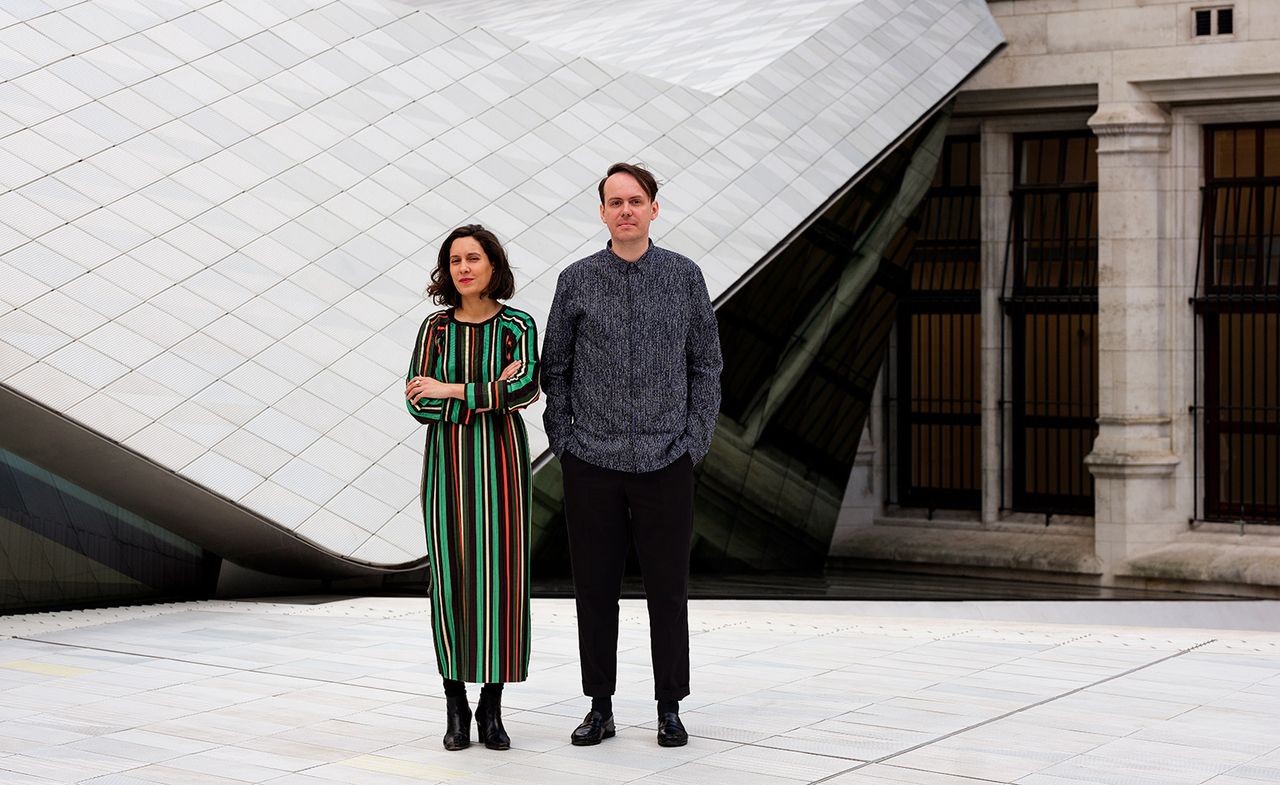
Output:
[428, 224, 515, 307]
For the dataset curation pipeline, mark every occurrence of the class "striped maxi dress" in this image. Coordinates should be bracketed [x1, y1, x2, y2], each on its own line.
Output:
[406, 305, 539, 683]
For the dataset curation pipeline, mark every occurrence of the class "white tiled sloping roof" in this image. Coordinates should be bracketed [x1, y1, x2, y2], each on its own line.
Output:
[0, 0, 1002, 567]
[410, 0, 865, 96]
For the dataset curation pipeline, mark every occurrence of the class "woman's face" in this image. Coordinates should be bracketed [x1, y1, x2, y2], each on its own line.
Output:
[449, 236, 493, 300]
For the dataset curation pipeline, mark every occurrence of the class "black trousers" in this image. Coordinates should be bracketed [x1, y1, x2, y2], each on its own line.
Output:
[561, 451, 694, 702]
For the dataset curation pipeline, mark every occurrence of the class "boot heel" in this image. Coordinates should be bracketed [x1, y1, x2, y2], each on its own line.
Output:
[443, 695, 471, 751]
[476, 694, 511, 750]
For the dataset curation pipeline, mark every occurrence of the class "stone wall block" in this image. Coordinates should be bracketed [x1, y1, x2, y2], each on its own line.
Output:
[1047, 6, 1177, 54]
[1103, 349, 1170, 414]
[1007, 0, 1115, 16]
[1097, 239, 1162, 286]
[1118, 41, 1280, 83]
[1000, 14, 1049, 56]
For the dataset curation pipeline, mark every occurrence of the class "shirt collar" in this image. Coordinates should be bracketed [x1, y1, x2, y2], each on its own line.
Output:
[605, 238, 654, 272]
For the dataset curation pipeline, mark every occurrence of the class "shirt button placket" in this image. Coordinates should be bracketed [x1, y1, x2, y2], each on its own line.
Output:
[626, 266, 637, 472]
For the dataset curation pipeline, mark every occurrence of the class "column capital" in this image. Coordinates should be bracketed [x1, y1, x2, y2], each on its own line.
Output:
[1088, 101, 1171, 153]
[1085, 417, 1179, 479]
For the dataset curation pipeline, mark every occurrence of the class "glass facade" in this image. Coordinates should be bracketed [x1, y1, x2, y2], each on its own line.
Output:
[0, 447, 219, 614]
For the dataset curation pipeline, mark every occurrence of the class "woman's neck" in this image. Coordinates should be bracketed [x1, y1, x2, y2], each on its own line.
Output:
[455, 296, 500, 323]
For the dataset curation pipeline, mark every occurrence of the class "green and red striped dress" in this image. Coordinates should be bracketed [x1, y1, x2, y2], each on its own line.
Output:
[406, 305, 539, 683]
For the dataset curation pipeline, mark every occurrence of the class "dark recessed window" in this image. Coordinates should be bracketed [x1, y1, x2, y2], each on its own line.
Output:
[1195, 9, 1213, 36]
[1194, 6, 1235, 37]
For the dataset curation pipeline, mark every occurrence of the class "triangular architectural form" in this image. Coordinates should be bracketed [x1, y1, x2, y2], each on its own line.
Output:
[0, 0, 1002, 574]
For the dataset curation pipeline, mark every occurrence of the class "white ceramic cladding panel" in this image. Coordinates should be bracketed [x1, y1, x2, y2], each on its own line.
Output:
[0, 0, 1001, 566]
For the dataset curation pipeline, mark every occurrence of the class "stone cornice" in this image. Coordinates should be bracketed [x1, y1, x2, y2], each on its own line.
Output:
[1136, 73, 1280, 105]
[955, 83, 1098, 116]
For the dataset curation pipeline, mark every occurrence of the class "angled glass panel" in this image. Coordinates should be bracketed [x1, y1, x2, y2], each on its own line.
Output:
[0, 447, 219, 613]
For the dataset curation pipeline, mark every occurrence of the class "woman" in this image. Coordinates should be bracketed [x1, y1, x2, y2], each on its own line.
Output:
[405, 224, 539, 751]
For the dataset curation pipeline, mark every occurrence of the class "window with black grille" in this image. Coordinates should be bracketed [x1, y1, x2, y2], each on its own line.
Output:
[1004, 132, 1099, 516]
[1195, 124, 1279, 524]
[1194, 6, 1235, 37]
[891, 136, 982, 511]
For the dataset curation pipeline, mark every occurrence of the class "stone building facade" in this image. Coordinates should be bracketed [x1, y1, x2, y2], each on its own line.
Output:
[833, 0, 1280, 597]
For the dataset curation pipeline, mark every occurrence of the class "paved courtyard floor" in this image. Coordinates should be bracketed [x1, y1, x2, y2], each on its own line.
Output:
[2, 597, 1280, 785]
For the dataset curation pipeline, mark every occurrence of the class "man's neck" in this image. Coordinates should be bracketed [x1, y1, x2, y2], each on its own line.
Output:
[610, 237, 650, 262]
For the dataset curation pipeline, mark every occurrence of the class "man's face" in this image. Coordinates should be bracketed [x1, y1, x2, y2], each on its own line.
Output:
[600, 172, 658, 244]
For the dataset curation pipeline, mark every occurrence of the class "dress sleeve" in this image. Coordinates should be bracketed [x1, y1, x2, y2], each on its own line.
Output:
[406, 313, 471, 425]
[464, 312, 540, 413]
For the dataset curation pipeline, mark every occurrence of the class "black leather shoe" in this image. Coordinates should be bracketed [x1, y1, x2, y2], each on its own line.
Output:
[475, 693, 510, 750]
[656, 712, 687, 747]
[570, 711, 615, 746]
[443, 695, 471, 751]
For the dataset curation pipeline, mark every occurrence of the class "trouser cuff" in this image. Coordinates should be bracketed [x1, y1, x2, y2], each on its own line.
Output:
[654, 685, 690, 701]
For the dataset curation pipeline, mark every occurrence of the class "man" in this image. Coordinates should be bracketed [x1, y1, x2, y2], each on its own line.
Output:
[541, 162, 722, 747]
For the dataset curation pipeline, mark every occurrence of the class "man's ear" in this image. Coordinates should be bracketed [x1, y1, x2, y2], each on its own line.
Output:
[651, 199, 660, 220]
[600, 203, 607, 224]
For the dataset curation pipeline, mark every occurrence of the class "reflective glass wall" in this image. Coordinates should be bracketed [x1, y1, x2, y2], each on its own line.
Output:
[1, 447, 219, 614]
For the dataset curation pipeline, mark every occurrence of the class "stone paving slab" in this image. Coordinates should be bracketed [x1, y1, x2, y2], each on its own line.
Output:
[1, 598, 1279, 784]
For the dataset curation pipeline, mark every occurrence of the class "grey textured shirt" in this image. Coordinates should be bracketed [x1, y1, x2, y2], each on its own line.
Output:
[541, 241, 723, 473]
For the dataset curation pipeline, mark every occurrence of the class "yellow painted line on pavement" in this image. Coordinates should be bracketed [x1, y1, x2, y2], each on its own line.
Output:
[1, 660, 95, 677]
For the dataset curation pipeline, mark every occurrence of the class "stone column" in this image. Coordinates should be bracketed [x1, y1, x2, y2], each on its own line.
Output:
[1085, 100, 1183, 568]
[980, 125, 1012, 525]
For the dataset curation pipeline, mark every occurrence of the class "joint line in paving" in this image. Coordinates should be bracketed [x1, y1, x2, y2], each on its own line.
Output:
[808, 637, 1217, 785]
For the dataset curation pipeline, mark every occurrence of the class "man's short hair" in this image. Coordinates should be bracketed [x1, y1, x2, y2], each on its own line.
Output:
[598, 162, 659, 204]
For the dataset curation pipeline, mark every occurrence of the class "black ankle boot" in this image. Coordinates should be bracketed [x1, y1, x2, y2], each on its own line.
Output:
[475, 689, 510, 750]
[443, 694, 471, 750]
